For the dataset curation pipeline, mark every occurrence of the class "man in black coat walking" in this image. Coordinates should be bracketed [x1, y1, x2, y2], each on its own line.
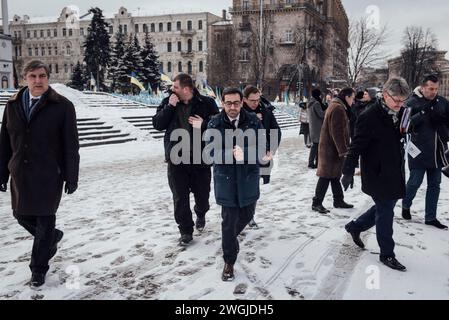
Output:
[153, 73, 218, 246]
[242, 85, 282, 228]
[341, 77, 410, 271]
[0, 60, 79, 287]
[401, 75, 449, 229]
[205, 87, 264, 281]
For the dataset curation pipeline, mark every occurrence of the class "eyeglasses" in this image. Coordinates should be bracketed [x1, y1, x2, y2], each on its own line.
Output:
[224, 101, 242, 107]
[385, 91, 409, 104]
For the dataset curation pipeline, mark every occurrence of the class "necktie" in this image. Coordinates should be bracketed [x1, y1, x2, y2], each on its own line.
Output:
[231, 119, 237, 129]
[28, 98, 39, 118]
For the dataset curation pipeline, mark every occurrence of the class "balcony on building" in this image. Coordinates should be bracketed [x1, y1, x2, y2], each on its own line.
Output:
[279, 38, 295, 46]
[180, 29, 196, 36]
[180, 51, 194, 58]
[238, 22, 251, 31]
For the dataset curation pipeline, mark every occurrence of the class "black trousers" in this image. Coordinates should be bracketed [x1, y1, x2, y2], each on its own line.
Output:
[221, 203, 256, 265]
[167, 163, 211, 235]
[313, 177, 344, 205]
[308, 143, 319, 166]
[14, 213, 58, 274]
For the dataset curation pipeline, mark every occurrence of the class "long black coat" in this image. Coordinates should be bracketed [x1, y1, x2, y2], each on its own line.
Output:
[205, 109, 264, 208]
[342, 100, 406, 200]
[0, 87, 80, 216]
[153, 89, 219, 163]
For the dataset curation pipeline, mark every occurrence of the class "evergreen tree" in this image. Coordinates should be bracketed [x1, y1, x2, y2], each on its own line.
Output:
[121, 34, 144, 94]
[83, 7, 111, 91]
[67, 61, 84, 91]
[108, 31, 127, 92]
[140, 31, 161, 91]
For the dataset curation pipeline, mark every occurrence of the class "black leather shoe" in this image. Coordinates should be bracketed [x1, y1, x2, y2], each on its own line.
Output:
[425, 219, 448, 230]
[30, 273, 46, 288]
[49, 229, 64, 260]
[248, 218, 259, 229]
[334, 200, 354, 209]
[179, 233, 193, 246]
[308, 164, 317, 169]
[345, 222, 365, 249]
[195, 216, 206, 232]
[312, 204, 330, 214]
[222, 263, 235, 282]
[380, 256, 406, 271]
[402, 208, 411, 220]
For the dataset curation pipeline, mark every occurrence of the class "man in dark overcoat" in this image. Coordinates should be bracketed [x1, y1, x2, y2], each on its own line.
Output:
[0, 60, 79, 287]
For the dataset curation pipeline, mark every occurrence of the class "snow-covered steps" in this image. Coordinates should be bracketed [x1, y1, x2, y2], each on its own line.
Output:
[122, 116, 165, 139]
[0, 90, 18, 107]
[273, 111, 300, 130]
[80, 92, 149, 109]
[76, 118, 136, 148]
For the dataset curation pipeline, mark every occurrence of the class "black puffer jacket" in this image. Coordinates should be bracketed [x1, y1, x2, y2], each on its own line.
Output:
[406, 92, 449, 169]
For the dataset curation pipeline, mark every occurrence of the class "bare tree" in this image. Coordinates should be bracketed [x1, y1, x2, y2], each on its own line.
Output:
[347, 16, 388, 87]
[400, 26, 439, 89]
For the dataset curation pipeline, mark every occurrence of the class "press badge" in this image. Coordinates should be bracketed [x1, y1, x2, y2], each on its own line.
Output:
[406, 141, 421, 158]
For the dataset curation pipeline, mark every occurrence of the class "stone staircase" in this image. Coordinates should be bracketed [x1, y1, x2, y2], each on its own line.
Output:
[122, 115, 165, 139]
[122, 110, 300, 140]
[77, 118, 136, 148]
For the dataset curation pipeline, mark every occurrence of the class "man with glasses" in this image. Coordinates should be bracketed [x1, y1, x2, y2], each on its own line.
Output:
[242, 85, 282, 228]
[341, 77, 410, 271]
[401, 75, 449, 229]
[153, 73, 219, 246]
[205, 88, 264, 281]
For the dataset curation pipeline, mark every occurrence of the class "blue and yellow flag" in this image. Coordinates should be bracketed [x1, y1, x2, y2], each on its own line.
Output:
[129, 72, 145, 91]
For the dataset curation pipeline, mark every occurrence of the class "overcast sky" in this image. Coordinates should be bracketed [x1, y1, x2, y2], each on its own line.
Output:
[4, 0, 449, 62]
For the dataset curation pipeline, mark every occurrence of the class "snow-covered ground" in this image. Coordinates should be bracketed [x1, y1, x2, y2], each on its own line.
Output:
[0, 85, 448, 300]
[0, 131, 448, 300]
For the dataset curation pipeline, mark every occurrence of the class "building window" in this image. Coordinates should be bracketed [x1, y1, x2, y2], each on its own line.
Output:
[40, 30, 44, 38]
[187, 20, 192, 31]
[109, 26, 113, 34]
[47, 29, 51, 37]
[34, 30, 37, 38]
[135, 24, 139, 33]
[151, 23, 155, 32]
[69, 29, 73, 36]
[80, 28, 84, 36]
[198, 20, 203, 30]
[55, 64, 58, 74]
[176, 21, 181, 31]
[63, 28, 67, 37]
[199, 61, 203, 72]
[177, 41, 182, 52]
[35, 47, 39, 56]
[27, 30, 30, 38]
[71, 64, 74, 73]
[187, 61, 192, 75]
[243, 0, 250, 10]
[143, 24, 148, 33]
[54, 29, 57, 37]
[19, 46, 22, 57]
[55, 46, 58, 55]
[64, 64, 68, 73]
[124, 25, 128, 34]
[28, 47, 32, 56]
[159, 23, 163, 32]
[119, 25, 122, 34]
[198, 40, 203, 51]
[167, 61, 172, 73]
[49, 64, 52, 73]
[285, 30, 293, 42]
[187, 39, 192, 52]
[167, 42, 172, 52]
[178, 62, 182, 72]
[41, 47, 45, 56]
[48, 47, 52, 55]
[15, 46, 18, 57]
[241, 49, 249, 61]
[66, 45, 71, 55]
[167, 22, 172, 32]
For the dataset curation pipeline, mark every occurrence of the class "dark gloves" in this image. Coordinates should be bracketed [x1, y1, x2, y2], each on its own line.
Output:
[64, 182, 78, 194]
[0, 182, 7, 192]
[341, 174, 354, 191]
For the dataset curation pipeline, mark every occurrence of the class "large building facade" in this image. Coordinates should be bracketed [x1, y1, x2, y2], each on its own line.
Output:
[10, 7, 221, 87]
[209, 0, 349, 99]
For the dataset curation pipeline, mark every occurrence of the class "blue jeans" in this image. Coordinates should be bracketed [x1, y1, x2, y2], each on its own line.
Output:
[351, 198, 397, 259]
[402, 168, 441, 221]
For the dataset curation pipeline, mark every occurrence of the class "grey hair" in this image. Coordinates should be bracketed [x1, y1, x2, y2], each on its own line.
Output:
[383, 77, 410, 97]
[23, 60, 50, 78]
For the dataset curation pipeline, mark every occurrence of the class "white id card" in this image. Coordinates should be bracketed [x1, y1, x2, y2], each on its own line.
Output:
[406, 141, 422, 158]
